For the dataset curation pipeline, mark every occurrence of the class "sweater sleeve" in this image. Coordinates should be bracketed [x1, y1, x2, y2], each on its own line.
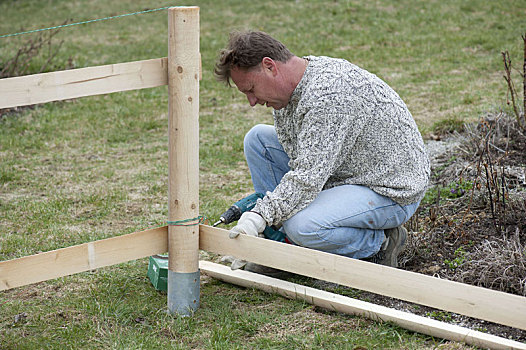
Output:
[253, 105, 365, 226]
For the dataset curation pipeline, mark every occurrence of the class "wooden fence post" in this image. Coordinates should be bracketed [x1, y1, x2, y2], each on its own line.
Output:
[167, 6, 200, 316]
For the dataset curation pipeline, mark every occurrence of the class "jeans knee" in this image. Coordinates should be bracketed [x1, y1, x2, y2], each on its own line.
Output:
[244, 124, 273, 153]
[284, 218, 349, 252]
[283, 215, 313, 246]
[283, 210, 384, 258]
[284, 228, 309, 247]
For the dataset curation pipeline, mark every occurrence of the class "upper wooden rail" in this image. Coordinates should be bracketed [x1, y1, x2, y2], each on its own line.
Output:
[0, 57, 168, 109]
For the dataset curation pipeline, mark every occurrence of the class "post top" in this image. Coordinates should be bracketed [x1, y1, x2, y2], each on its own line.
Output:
[168, 6, 199, 11]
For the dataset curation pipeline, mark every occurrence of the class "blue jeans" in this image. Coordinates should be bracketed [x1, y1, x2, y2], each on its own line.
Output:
[244, 124, 420, 259]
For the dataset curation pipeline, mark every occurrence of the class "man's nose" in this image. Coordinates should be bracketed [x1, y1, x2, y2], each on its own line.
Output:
[247, 95, 258, 107]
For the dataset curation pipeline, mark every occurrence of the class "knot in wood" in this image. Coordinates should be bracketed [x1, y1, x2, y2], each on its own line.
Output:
[177, 66, 183, 73]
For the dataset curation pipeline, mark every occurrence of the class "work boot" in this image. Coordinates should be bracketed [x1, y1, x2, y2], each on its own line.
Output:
[244, 262, 292, 279]
[365, 226, 407, 268]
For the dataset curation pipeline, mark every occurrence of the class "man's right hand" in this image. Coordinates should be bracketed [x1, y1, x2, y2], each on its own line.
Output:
[229, 211, 266, 239]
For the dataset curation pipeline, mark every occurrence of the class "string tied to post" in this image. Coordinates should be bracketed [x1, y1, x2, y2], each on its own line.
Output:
[167, 215, 207, 227]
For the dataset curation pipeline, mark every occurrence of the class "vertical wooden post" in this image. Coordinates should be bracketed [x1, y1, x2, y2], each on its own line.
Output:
[167, 6, 200, 316]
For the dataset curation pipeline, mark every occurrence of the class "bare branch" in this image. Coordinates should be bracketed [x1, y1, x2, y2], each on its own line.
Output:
[502, 51, 524, 129]
[523, 33, 526, 121]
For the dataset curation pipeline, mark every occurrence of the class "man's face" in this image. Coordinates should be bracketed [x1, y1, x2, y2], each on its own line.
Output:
[230, 60, 288, 110]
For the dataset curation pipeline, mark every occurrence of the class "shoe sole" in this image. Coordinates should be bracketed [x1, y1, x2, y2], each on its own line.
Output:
[245, 262, 292, 279]
[385, 227, 407, 268]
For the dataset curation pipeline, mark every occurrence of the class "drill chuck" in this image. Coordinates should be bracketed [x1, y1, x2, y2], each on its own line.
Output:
[213, 192, 264, 226]
[217, 205, 242, 226]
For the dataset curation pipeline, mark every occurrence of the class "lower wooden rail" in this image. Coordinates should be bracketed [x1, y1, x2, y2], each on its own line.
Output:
[1, 224, 525, 348]
[0, 226, 167, 290]
[200, 261, 526, 350]
[199, 226, 526, 331]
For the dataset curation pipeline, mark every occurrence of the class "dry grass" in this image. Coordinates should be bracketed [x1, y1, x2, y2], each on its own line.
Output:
[443, 228, 526, 296]
[254, 307, 362, 340]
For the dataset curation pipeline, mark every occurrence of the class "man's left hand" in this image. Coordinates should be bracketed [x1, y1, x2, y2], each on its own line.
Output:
[229, 211, 266, 239]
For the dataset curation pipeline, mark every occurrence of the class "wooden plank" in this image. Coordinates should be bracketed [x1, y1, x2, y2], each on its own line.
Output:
[200, 261, 526, 350]
[2, 224, 523, 348]
[167, 6, 200, 274]
[0, 226, 167, 291]
[199, 225, 526, 330]
[0, 57, 168, 109]
[3, 224, 525, 331]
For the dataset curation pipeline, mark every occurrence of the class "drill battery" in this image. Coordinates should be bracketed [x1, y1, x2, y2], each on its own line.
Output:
[147, 254, 169, 291]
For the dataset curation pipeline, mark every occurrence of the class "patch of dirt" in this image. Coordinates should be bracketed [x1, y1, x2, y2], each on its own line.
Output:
[405, 114, 526, 288]
[306, 114, 526, 345]
[374, 114, 526, 343]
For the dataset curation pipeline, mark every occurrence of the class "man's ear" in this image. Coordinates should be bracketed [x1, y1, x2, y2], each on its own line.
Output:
[261, 57, 277, 76]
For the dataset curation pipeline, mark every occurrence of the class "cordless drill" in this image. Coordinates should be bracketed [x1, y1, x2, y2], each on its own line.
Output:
[213, 193, 287, 243]
[213, 192, 264, 227]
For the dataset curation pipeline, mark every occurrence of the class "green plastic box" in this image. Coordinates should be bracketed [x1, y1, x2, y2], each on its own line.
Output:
[147, 254, 169, 291]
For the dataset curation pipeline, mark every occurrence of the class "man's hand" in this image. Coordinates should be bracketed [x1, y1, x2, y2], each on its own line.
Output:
[229, 211, 266, 238]
[228, 211, 266, 270]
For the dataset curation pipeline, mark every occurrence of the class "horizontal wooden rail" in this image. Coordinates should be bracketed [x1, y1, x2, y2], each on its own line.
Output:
[2, 225, 526, 333]
[0, 226, 167, 290]
[199, 225, 526, 331]
[200, 261, 526, 350]
[0, 57, 168, 109]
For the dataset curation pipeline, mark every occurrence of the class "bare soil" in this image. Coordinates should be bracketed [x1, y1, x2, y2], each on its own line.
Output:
[311, 114, 526, 345]
[377, 114, 526, 342]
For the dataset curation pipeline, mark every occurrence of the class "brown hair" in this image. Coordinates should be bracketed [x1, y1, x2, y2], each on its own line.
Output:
[214, 31, 294, 86]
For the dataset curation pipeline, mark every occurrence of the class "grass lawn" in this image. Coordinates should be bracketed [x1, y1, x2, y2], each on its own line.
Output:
[1, 0, 525, 348]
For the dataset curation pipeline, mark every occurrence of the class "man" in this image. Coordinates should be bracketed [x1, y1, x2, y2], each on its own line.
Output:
[214, 31, 430, 272]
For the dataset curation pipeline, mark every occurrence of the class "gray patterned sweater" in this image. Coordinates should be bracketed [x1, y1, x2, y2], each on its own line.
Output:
[253, 56, 430, 227]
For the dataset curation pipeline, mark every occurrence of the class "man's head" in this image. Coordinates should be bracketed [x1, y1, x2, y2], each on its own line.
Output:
[215, 31, 305, 110]
[214, 31, 294, 86]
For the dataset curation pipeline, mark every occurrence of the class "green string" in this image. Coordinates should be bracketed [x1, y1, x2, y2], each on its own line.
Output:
[167, 215, 206, 226]
[0, 6, 173, 39]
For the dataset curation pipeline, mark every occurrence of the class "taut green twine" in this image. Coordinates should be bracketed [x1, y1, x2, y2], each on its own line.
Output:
[167, 215, 206, 227]
[0, 6, 173, 39]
